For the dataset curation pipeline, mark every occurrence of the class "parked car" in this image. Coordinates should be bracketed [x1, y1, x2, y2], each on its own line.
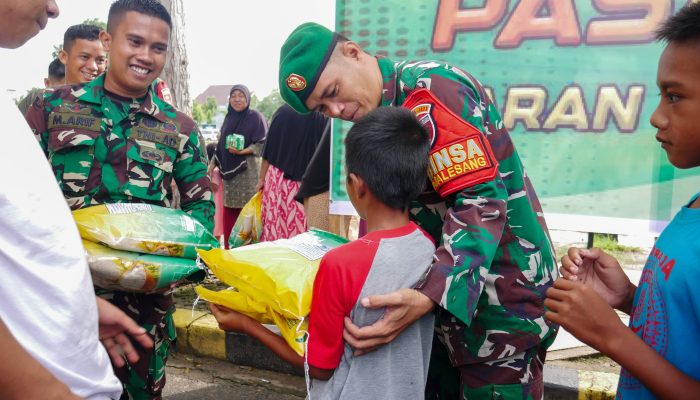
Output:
[200, 124, 220, 144]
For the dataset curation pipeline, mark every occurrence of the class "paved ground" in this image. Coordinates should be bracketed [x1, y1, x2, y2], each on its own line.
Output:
[164, 352, 305, 399]
[164, 351, 619, 399]
[167, 226, 648, 398]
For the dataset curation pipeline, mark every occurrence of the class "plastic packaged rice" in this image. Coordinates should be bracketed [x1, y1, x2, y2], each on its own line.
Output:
[196, 229, 348, 355]
[73, 203, 219, 259]
[84, 240, 206, 293]
[228, 192, 262, 249]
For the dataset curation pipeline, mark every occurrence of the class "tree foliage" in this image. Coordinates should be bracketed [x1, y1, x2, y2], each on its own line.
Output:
[83, 18, 107, 31]
[250, 89, 283, 123]
[192, 96, 218, 125]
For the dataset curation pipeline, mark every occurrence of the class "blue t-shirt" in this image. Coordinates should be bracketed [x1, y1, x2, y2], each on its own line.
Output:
[617, 194, 700, 399]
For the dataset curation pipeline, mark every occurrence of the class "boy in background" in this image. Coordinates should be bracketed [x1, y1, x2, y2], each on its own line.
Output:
[211, 107, 436, 399]
[16, 58, 64, 115]
[545, 3, 700, 399]
[44, 57, 65, 88]
[19, 23, 105, 117]
[58, 23, 106, 84]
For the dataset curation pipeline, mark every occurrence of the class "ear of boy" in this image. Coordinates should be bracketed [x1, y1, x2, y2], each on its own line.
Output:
[58, 49, 68, 65]
[99, 30, 111, 53]
[347, 173, 367, 198]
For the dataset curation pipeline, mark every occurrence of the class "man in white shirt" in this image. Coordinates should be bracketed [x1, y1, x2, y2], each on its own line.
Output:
[0, 1, 152, 399]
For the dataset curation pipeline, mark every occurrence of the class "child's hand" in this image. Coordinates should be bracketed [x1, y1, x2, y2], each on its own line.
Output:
[560, 247, 635, 312]
[209, 303, 255, 333]
[544, 278, 627, 353]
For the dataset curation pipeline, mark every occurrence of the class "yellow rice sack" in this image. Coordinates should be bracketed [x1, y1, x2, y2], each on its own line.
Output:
[197, 229, 348, 355]
[228, 192, 262, 248]
[73, 203, 219, 259]
[84, 240, 206, 293]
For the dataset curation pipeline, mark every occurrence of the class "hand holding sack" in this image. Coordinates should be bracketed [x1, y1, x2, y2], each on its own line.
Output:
[73, 203, 219, 293]
[228, 192, 263, 249]
[197, 229, 348, 355]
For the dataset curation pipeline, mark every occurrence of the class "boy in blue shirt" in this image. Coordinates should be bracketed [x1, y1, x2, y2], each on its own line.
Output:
[544, 4, 700, 399]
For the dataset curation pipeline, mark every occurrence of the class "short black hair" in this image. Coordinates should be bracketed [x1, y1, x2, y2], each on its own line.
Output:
[48, 58, 65, 81]
[656, 2, 700, 44]
[206, 142, 216, 160]
[63, 24, 101, 51]
[107, 0, 172, 33]
[345, 107, 429, 211]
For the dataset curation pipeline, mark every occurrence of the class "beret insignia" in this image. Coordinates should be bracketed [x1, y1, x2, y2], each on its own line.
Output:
[286, 74, 307, 92]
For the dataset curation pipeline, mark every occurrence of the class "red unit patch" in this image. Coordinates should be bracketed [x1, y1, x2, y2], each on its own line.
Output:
[404, 88, 498, 197]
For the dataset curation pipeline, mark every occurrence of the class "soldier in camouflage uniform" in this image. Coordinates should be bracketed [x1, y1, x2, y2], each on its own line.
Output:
[25, 1, 214, 399]
[278, 23, 559, 399]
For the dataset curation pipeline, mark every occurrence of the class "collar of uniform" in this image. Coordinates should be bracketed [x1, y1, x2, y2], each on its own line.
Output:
[73, 74, 172, 124]
[377, 57, 398, 107]
[136, 87, 172, 124]
[71, 74, 106, 105]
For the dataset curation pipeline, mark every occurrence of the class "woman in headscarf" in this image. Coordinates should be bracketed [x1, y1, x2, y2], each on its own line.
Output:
[209, 84, 267, 248]
[256, 104, 328, 241]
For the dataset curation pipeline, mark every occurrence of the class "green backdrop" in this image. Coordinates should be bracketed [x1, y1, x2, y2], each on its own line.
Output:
[329, 0, 699, 235]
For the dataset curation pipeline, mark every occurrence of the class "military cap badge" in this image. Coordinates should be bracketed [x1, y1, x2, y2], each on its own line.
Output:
[286, 74, 307, 92]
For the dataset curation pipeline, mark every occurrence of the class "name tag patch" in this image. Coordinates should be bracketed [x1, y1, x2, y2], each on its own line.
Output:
[130, 127, 181, 150]
[48, 112, 101, 132]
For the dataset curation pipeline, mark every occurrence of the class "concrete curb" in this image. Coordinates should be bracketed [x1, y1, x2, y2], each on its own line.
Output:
[172, 309, 226, 360]
[543, 365, 617, 399]
[173, 308, 618, 398]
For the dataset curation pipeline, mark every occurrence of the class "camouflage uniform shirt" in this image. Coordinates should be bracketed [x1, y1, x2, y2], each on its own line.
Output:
[378, 58, 559, 367]
[26, 75, 214, 398]
[26, 74, 214, 230]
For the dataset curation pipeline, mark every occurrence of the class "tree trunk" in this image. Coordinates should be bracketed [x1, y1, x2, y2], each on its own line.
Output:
[158, 0, 191, 115]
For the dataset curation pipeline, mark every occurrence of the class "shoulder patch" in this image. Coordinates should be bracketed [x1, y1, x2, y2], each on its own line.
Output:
[404, 88, 498, 197]
[410, 102, 437, 146]
[139, 147, 167, 164]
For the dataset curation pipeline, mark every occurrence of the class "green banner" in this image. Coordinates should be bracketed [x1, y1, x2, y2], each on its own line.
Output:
[330, 0, 699, 235]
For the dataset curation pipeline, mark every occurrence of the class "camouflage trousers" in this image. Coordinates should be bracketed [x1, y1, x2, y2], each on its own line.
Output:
[99, 290, 176, 400]
[426, 336, 547, 400]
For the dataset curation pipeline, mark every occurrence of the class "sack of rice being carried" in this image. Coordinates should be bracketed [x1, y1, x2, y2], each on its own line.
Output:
[228, 192, 262, 249]
[196, 229, 349, 355]
[73, 203, 219, 259]
[84, 240, 206, 293]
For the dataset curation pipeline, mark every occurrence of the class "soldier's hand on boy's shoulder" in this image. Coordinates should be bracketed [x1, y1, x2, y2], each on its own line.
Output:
[343, 288, 434, 356]
[209, 303, 255, 333]
[95, 297, 153, 368]
[544, 278, 628, 354]
[560, 247, 636, 312]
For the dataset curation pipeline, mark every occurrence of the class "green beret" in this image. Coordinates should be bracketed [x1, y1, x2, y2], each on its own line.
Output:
[279, 22, 338, 114]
